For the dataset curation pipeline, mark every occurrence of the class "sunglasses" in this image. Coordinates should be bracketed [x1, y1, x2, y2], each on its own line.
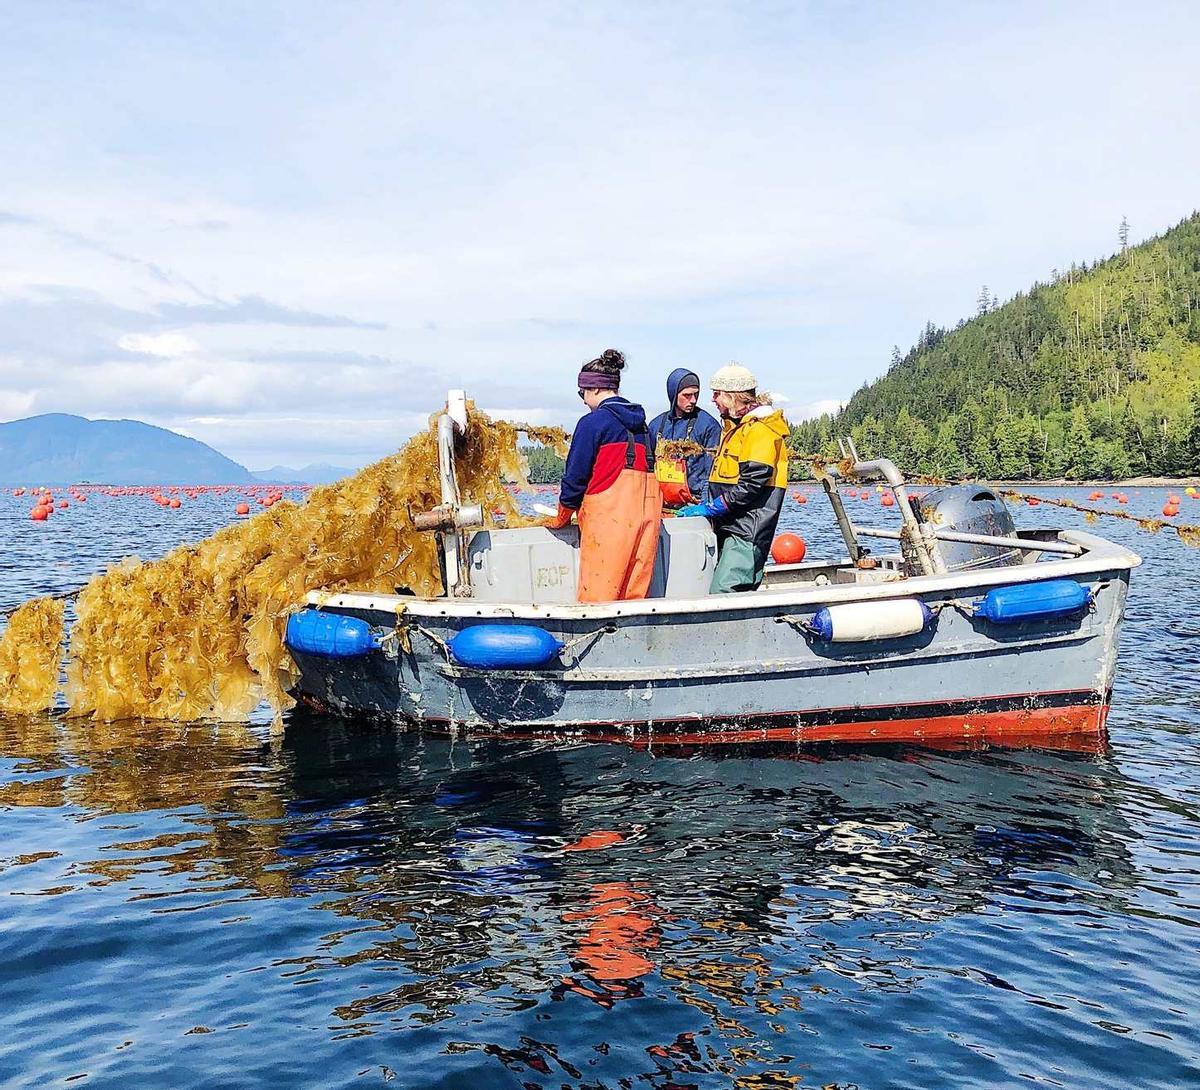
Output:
[577, 389, 586, 400]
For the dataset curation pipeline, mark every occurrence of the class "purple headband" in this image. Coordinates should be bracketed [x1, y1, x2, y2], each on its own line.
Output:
[577, 370, 618, 390]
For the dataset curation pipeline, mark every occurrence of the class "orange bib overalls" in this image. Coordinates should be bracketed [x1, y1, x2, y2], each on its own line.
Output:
[577, 430, 663, 603]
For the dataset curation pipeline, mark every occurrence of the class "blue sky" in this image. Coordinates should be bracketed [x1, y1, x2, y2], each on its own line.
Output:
[1, 1, 1198, 468]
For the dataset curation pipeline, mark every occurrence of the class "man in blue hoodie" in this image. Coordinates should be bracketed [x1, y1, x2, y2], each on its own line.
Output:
[647, 368, 723, 506]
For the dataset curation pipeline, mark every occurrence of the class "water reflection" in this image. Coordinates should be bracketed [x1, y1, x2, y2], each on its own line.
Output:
[3, 708, 1177, 1087]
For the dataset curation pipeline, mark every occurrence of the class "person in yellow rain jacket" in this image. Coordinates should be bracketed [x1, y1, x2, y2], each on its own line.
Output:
[542, 349, 663, 602]
[677, 363, 789, 593]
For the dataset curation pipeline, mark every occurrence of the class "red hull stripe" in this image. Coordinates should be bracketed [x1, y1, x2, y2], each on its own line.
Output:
[553, 703, 1110, 746]
[299, 690, 1109, 747]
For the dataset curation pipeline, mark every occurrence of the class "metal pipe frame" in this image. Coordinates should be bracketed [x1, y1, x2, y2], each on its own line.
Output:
[854, 525, 1084, 557]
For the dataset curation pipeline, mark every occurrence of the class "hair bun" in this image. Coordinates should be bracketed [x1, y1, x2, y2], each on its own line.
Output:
[586, 348, 625, 375]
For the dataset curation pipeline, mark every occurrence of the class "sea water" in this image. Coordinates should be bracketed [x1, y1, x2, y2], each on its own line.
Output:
[0, 486, 1198, 1088]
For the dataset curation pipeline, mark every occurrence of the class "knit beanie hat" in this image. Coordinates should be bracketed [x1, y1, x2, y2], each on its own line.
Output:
[709, 362, 757, 392]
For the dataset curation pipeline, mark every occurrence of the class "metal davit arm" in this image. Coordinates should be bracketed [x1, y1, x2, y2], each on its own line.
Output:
[821, 439, 943, 576]
[430, 390, 483, 597]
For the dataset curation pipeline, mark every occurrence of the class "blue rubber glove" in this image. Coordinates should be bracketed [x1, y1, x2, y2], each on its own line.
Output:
[676, 496, 729, 518]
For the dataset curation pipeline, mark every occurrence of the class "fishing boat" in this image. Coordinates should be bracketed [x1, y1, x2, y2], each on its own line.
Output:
[286, 392, 1141, 746]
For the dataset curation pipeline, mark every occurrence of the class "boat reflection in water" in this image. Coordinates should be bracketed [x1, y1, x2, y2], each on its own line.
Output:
[0, 712, 1168, 1087]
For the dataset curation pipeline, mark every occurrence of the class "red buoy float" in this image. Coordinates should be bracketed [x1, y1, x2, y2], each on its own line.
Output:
[880, 492, 895, 507]
[1163, 503, 1180, 517]
[235, 502, 250, 516]
[771, 533, 807, 564]
[30, 506, 49, 521]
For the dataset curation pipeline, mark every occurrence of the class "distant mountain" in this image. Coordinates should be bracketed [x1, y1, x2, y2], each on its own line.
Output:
[252, 463, 354, 484]
[0, 414, 254, 485]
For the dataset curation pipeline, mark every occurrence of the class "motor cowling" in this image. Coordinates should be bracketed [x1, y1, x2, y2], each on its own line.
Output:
[915, 484, 1022, 572]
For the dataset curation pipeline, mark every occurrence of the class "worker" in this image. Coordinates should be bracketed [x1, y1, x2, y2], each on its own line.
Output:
[647, 368, 722, 508]
[677, 363, 789, 593]
[543, 349, 663, 602]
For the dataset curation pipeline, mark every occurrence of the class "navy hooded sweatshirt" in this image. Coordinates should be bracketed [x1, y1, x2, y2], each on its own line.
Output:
[647, 368, 722, 502]
[559, 396, 654, 510]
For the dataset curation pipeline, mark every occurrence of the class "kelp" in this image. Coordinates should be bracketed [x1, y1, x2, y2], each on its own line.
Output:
[0, 598, 65, 714]
[0, 407, 565, 725]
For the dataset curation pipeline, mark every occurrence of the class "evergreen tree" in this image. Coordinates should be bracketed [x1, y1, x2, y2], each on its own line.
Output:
[1185, 395, 1200, 473]
[1063, 405, 1095, 480]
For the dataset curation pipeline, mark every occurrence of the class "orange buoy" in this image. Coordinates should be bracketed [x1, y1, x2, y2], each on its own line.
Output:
[30, 506, 49, 521]
[880, 492, 895, 507]
[57, 499, 68, 508]
[1117, 494, 1128, 504]
[796, 494, 807, 504]
[169, 498, 181, 509]
[235, 502, 250, 515]
[771, 533, 807, 564]
[1167, 493, 1181, 505]
[1026, 496, 1040, 506]
[1163, 503, 1180, 517]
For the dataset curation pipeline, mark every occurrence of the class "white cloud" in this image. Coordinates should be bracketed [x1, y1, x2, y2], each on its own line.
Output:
[117, 331, 200, 357]
[794, 398, 846, 421]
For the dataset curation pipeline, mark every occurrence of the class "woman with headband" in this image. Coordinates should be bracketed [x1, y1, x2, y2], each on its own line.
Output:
[543, 349, 663, 602]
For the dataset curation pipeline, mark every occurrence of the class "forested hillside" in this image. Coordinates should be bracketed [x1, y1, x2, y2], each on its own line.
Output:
[791, 212, 1200, 479]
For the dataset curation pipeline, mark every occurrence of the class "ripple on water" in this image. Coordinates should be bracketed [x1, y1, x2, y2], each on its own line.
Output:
[0, 488, 1199, 1087]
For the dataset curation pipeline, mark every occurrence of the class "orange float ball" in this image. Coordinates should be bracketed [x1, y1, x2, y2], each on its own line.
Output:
[169, 498, 181, 509]
[235, 502, 250, 515]
[1163, 503, 1180, 517]
[30, 506, 49, 521]
[771, 532, 807, 564]
[57, 499, 68, 508]
[880, 492, 895, 507]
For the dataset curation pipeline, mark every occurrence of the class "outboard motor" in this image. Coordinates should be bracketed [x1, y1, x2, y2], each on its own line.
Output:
[915, 484, 1023, 571]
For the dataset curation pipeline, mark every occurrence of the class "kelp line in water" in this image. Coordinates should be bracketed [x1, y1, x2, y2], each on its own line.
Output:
[0, 408, 565, 724]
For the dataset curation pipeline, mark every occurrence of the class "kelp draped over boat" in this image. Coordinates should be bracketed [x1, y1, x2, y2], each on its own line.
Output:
[0, 408, 565, 723]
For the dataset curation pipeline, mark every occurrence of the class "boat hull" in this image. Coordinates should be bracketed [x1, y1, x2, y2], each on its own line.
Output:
[289, 531, 1135, 748]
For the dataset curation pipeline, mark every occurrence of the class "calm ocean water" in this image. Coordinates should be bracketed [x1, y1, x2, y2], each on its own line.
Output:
[1, 484, 1199, 1088]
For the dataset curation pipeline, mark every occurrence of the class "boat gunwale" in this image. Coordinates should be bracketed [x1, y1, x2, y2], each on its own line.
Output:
[303, 529, 1140, 622]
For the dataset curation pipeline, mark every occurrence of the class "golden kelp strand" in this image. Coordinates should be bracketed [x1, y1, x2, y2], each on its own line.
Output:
[0, 598, 65, 715]
[0, 405, 562, 727]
